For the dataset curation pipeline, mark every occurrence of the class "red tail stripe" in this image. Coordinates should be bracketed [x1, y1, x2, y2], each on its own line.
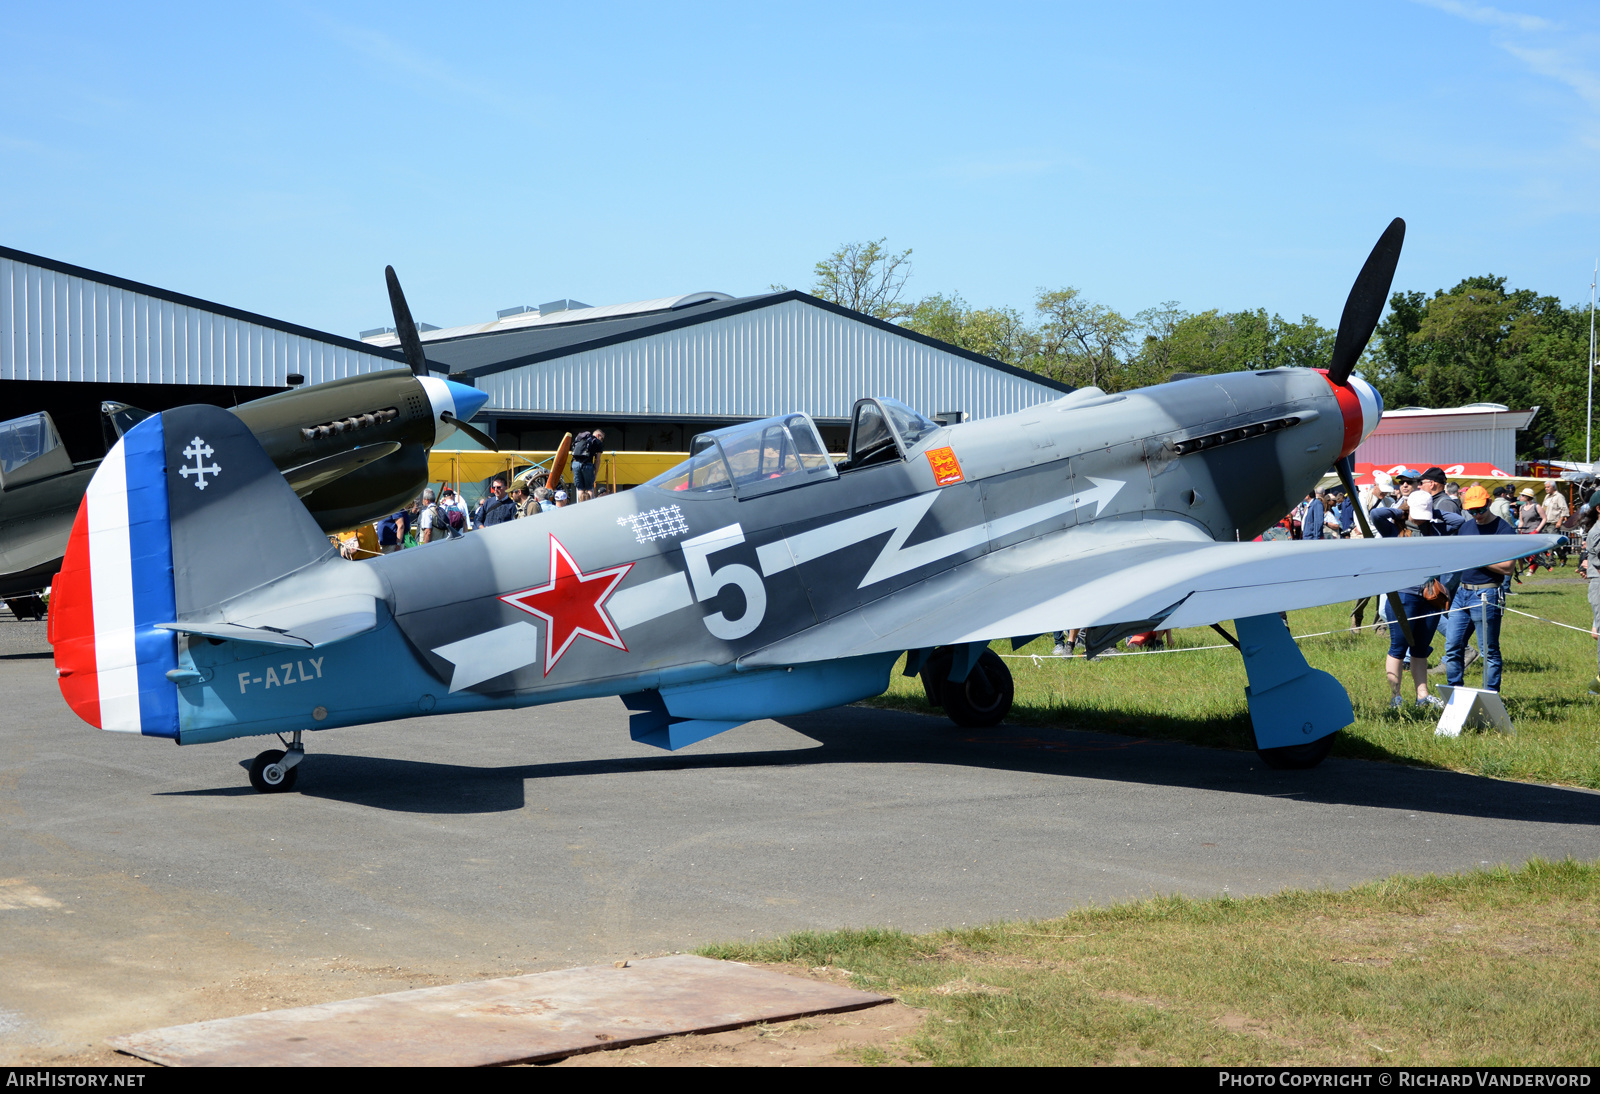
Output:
[52, 501, 101, 729]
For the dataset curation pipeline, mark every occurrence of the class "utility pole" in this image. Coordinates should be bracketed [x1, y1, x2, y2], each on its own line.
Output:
[1590, 260, 1596, 466]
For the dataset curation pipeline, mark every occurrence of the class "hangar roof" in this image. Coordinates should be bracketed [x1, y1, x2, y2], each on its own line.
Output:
[1, 243, 410, 388]
[443, 292, 1072, 424]
[417, 290, 1071, 396]
[360, 291, 736, 349]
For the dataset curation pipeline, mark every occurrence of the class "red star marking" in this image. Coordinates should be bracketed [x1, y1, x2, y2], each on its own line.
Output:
[500, 536, 633, 675]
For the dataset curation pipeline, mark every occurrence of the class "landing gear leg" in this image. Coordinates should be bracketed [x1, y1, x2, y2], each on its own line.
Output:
[249, 730, 304, 793]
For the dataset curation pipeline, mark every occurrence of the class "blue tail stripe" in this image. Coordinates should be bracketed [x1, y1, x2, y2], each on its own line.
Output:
[123, 416, 179, 738]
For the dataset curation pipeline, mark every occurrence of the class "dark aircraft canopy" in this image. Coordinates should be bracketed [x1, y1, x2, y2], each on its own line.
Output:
[0, 412, 74, 490]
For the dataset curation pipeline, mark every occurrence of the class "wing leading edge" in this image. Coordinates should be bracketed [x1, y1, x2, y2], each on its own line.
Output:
[741, 522, 1561, 666]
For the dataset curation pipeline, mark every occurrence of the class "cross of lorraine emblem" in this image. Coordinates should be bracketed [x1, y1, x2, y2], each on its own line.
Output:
[179, 437, 222, 490]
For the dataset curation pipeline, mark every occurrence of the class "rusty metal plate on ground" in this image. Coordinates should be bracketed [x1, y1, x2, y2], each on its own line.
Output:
[108, 954, 889, 1067]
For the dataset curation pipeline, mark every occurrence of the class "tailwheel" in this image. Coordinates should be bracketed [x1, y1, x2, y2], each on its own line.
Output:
[249, 748, 301, 793]
[921, 647, 1014, 728]
[1256, 732, 1337, 771]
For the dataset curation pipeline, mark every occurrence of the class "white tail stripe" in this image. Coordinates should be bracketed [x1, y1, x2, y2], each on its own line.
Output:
[86, 442, 141, 733]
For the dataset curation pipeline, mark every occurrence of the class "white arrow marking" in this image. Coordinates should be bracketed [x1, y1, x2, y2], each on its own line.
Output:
[759, 476, 1126, 590]
[432, 622, 543, 692]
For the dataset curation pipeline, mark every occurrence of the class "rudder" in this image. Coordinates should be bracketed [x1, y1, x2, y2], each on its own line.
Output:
[51, 405, 336, 735]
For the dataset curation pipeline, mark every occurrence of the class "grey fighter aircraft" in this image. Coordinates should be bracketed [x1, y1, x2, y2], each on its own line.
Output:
[0, 267, 490, 600]
[51, 222, 1558, 792]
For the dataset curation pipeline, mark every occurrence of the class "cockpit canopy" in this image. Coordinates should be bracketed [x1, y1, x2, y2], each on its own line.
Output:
[845, 397, 938, 468]
[0, 412, 73, 491]
[647, 412, 838, 499]
[646, 399, 944, 499]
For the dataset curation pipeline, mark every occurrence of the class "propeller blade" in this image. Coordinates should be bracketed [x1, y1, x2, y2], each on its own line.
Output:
[385, 266, 431, 378]
[440, 412, 499, 452]
[1327, 217, 1405, 385]
[1335, 456, 1376, 540]
[1387, 591, 1415, 647]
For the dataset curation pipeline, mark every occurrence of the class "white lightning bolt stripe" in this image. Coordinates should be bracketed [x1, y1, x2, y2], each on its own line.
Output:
[757, 477, 1125, 589]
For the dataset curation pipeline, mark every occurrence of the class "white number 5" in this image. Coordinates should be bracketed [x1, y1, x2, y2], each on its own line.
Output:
[681, 523, 768, 640]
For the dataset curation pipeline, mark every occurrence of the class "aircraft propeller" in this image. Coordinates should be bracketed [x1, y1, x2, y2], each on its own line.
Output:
[385, 266, 430, 379]
[384, 266, 498, 453]
[440, 411, 499, 451]
[1325, 219, 1412, 643]
[1327, 218, 1405, 387]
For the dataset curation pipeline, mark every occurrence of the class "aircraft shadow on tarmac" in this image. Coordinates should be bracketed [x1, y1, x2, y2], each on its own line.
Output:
[157, 704, 1600, 825]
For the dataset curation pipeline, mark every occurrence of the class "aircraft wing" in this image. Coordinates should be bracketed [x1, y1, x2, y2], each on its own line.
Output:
[741, 521, 1560, 666]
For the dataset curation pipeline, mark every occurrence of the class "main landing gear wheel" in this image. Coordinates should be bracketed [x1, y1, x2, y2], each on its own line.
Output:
[249, 749, 299, 793]
[1256, 732, 1337, 771]
[920, 648, 1014, 728]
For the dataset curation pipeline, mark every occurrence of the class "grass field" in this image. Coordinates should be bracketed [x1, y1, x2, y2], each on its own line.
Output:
[869, 575, 1600, 790]
[700, 858, 1600, 1066]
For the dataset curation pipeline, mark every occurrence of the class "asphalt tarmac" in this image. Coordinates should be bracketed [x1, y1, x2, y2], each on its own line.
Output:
[3, 612, 1597, 1061]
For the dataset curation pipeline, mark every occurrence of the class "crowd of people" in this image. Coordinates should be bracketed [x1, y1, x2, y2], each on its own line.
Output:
[1300, 466, 1589, 708]
[337, 429, 610, 557]
[1279, 468, 1575, 546]
[1050, 463, 1597, 704]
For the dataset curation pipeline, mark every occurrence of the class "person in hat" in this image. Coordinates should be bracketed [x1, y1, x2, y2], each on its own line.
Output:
[1363, 485, 1447, 708]
[1421, 467, 1461, 516]
[1517, 487, 1541, 534]
[1443, 484, 1517, 693]
[1402, 468, 1435, 530]
[1489, 486, 1515, 526]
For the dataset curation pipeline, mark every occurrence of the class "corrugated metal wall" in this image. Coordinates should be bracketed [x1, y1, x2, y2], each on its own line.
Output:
[1, 254, 403, 386]
[1357, 424, 1519, 470]
[474, 298, 1062, 421]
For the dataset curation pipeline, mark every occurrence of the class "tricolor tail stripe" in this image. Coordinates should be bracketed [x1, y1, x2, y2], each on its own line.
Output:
[52, 415, 179, 737]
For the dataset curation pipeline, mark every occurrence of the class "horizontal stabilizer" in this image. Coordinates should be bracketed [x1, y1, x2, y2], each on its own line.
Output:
[157, 593, 378, 649]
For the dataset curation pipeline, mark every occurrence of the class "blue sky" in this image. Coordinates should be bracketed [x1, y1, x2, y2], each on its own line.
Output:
[5, 1, 1599, 339]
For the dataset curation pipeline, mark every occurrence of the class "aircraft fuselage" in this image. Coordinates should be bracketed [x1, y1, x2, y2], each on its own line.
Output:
[167, 366, 1367, 745]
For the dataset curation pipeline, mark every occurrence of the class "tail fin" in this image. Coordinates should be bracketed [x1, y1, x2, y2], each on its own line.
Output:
[51, 405, 335, 735]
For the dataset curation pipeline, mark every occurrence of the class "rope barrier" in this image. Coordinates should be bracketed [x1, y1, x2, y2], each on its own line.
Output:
[997, 587, 1598, 662]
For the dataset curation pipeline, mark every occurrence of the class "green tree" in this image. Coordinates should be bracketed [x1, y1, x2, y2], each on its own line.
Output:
[903, 293, 1038, 365]
[1131, 308, 1334, 381]
[1368, 276, 1588, 459]
[1032, 288, 1133, 390]
[810, 239, 914, 320]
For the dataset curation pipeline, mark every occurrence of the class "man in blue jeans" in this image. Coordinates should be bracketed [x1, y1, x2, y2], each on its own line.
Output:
[1444, 484, 1518, 692]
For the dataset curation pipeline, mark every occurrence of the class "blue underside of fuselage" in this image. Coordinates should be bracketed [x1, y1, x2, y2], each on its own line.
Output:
[170, 605, 898, 747]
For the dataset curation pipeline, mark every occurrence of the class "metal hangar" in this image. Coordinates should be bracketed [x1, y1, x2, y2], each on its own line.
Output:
[365, 291, 1073, 452]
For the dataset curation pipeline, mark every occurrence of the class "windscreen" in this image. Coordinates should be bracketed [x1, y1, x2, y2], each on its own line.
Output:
[646, 439, 734, 494]
[879, 398, 938, 449]
[850, 402, 895, 463]
[0, 414, 57, 475]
